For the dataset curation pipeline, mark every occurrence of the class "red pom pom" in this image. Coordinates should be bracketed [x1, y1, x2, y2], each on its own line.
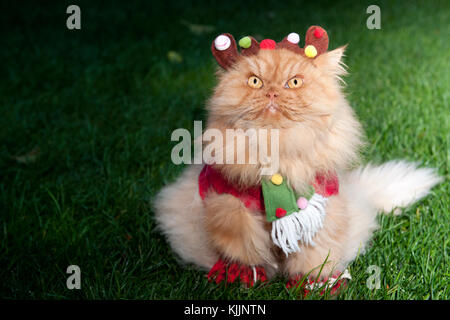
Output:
[275, 207, 287, 218]
[313, 27, 325, 39]
[260, 39, 276, 50]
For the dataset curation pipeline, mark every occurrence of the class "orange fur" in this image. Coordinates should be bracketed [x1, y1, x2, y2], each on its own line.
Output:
[154, 44, 439, 282]
[203, 192, 275, 267]
[206, 48, 363, 191]
[155, 47, 366, 279]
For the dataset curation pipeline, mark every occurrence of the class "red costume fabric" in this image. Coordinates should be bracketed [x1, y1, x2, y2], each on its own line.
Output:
[198, 164, 339, 213]
[199, 164, 340, 288]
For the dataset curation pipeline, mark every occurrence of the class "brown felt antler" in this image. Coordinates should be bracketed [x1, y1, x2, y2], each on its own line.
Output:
[240, 36, 260, 56]
[210, 33, 239, 70]
[278, 32, 303, 54]
[304, 26, 329, 56]
[211, 26, 330, 70]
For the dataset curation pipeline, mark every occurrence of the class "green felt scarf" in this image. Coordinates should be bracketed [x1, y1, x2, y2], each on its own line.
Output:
[262, 178, 314, 222]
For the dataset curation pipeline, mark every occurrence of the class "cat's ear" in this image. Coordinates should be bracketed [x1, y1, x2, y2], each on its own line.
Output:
[314, 45, 348, 76]
[211, 33, 239, 70]
[303, 26, 347, 76]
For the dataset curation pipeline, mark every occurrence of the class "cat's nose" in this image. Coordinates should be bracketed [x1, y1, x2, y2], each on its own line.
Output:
[266, 91, 279, 100]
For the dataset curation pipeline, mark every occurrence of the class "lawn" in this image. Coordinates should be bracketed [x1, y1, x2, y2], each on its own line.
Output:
[0, 0, 448, 299]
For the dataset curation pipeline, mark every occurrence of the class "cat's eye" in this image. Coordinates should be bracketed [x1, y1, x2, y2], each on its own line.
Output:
[286, 77, 303, 89]
[248, 76, 263, 89]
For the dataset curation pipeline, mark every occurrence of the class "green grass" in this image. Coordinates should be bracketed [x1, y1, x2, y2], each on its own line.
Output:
[0, 0, 448, 299]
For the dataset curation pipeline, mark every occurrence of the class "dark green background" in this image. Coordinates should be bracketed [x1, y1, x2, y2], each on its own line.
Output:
[0, 0, 448, 299]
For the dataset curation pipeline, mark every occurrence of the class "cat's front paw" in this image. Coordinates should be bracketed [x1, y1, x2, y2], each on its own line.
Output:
[207, 258, 267, 287]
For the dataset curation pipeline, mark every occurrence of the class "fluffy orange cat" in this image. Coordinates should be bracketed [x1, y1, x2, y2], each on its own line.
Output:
[154, 27, 441, 292]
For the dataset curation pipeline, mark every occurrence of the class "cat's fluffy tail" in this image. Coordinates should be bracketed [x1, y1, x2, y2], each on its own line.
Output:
[344, 160, 442, 214]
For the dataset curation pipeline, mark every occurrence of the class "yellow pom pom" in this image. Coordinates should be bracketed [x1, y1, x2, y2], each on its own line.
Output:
[304, 45, 317, 58]
[271, 174, 283, 185]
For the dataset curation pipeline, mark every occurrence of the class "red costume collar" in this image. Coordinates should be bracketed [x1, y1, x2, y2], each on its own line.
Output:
[198, 165, 339, 212]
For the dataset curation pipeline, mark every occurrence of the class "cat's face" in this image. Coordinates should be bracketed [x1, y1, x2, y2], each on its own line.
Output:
[207, 47, 347, 130]
[206, 40, 362, 186]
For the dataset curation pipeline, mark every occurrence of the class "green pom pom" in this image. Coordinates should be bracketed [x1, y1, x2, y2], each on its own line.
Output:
[238, 36, 252, 49]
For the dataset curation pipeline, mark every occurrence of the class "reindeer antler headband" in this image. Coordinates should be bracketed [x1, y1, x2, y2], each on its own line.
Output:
[211, 26, 329, 69]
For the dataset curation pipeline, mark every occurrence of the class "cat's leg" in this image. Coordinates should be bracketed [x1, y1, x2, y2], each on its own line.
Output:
[203, 192, 275, 268]
[154, 165, 275, 285]
[284, 188, 378, 286]
[153, 165, 218, 270]
[284, 195, 350, 280]
[203, 192, 279, 285]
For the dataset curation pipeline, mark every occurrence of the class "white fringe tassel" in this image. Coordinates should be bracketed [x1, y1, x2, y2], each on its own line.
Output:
[271, 193, 328, 256]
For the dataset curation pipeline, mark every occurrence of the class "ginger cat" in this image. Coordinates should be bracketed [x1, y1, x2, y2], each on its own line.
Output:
[154, 27, 441, 291]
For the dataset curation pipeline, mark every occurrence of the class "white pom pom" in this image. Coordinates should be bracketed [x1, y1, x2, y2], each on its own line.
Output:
[214, 35, 231, 51]
[287, 32, 300, 44]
